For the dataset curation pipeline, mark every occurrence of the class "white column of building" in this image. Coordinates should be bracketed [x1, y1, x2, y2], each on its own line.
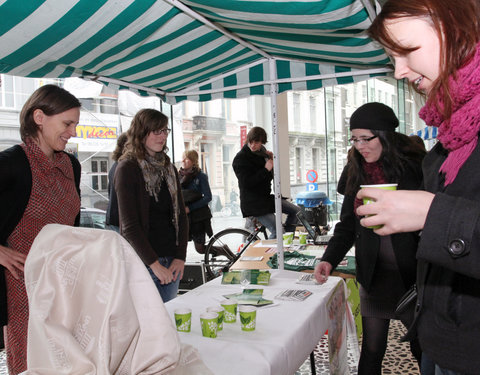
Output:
[275, 93, 292, 197]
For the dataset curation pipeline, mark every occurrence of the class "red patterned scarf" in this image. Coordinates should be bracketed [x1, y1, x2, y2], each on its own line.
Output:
[419, 42, 480, 186]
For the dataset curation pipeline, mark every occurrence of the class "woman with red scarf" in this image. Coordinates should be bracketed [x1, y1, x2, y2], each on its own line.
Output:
[314, 102, 426, 374]
[361, 1, 480, 374]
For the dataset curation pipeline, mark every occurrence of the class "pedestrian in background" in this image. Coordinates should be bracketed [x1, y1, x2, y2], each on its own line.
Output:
[105, 132, 128, 232]
[232, 126, 299, 239]
[179, 149, 213, 254]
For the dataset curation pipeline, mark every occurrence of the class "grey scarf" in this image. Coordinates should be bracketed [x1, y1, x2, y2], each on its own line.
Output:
[138, 152, 180, 241]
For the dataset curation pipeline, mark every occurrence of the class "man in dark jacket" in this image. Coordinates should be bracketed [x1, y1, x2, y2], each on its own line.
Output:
[232, 127, 299, 239]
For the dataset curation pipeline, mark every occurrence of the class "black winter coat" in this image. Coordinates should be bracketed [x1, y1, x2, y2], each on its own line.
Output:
[414, 139, 480, 374]
[232, 144, 275, 217]
[321, 159, 423, 293]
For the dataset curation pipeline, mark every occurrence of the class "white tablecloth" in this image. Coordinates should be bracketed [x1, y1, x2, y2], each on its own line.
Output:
[165, 269, 344, 375]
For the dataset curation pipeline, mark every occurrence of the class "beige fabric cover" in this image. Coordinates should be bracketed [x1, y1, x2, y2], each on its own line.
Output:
[22, 224, 212, 375]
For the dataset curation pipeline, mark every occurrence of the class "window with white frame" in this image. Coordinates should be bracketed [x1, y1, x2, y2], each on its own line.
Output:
[91, 158, 108, 191]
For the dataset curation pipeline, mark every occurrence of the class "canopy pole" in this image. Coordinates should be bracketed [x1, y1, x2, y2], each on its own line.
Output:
[269, 58, 284, 270]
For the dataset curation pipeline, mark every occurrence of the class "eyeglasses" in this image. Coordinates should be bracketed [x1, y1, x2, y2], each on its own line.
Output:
[348, 135, 377, 146]
[152, 128, 171, 136]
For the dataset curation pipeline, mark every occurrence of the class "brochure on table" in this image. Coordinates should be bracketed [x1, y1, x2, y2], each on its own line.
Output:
[223, 288, 273, 306]
[221, 270, 271, 285]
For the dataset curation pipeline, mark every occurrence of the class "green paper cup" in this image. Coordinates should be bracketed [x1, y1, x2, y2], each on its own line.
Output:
[207, 306, 224, 331]
[239, 305, 257, 331]
[360, 183, 398, 229]
[299, 232, 307, 245]
[282, 232, 294, 246]
[200, 312, 218, 338]
[220, 299, 237, 323]
[174, 308, 192, 333]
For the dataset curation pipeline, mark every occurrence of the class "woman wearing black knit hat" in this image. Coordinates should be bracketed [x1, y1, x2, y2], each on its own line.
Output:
[314, 102, 426, 374]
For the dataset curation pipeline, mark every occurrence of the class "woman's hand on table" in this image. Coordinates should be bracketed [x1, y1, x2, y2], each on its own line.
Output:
[169, 258, 185, 281]
[356, 189, 434, 235]
[0, 244, 26, 280]
[314, 261, 332, 284]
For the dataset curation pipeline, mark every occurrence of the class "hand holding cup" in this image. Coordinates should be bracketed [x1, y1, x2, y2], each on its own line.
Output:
[357, 188, 434, 235]
[359, 184, 397, 229]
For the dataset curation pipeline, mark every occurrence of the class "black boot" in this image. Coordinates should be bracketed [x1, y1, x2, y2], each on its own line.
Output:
[210, 245, 234, 260]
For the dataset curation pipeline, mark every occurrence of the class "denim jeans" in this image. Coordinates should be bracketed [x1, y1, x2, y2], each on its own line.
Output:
[147, 256, 181, 303]
[256, 199, 300, 239]
[421, 354, 466, 375]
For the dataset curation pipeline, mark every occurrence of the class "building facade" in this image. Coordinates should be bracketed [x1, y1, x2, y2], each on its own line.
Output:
[0, 74, 430, 221]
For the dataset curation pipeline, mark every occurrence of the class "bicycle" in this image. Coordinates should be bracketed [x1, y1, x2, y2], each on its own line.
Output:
[203, 218, 269, 280]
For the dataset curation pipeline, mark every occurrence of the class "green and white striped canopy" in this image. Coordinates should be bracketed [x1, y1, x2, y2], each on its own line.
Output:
[0, 0, 392, 104]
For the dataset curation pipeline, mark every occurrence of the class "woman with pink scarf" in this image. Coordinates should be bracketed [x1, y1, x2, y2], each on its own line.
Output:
[363, 0, 480, 374]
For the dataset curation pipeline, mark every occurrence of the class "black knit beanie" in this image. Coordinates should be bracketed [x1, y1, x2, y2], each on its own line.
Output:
[349, 102, 399, 131]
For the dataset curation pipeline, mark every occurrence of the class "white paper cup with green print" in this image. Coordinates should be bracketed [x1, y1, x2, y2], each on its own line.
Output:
[220, 299, 237, 323]
[174, 308, 192, 333]
[200, 312, 218, 338]
[282, 232, 294, 246]
[207, 306, 224, 331]
[239, 305, 257, 331]
[299, 232, 307, 245]
[360, 183, 398, 229]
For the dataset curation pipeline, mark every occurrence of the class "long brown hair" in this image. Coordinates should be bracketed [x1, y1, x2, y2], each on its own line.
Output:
[112, 132, 128, 161]
[368, 0, 480, 119]
[121, 108, 169, 161]
[344, 131, 426, 196]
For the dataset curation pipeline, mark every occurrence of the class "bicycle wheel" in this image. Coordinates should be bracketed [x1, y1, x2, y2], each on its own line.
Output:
[204, 228, 260, 280]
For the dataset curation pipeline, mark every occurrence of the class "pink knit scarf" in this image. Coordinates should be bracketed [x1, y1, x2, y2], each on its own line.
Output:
[419, 42, 480, 186]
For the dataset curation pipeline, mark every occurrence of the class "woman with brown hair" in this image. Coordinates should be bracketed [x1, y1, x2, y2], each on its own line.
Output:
[115, 108, 187, 302]
[362, 1, 480, 373]
[315, 102, 425, 374]
[106, 132, 128, 232]
[179, 149, 213, 254]
[0, 84, 81, 374]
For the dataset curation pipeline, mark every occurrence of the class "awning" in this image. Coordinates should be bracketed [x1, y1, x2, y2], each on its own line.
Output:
[0, 0, 392, 103]
[0, 0, 393, 268]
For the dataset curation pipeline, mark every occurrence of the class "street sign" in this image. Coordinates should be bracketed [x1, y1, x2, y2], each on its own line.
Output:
[306, 169, 318, 183]
[306, 183, 318, 191]
[240, 125, 247, 148]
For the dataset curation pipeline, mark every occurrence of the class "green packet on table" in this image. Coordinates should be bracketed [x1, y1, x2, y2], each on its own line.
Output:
[221, 270, 271, 285]
[223, 289, 273, 306]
